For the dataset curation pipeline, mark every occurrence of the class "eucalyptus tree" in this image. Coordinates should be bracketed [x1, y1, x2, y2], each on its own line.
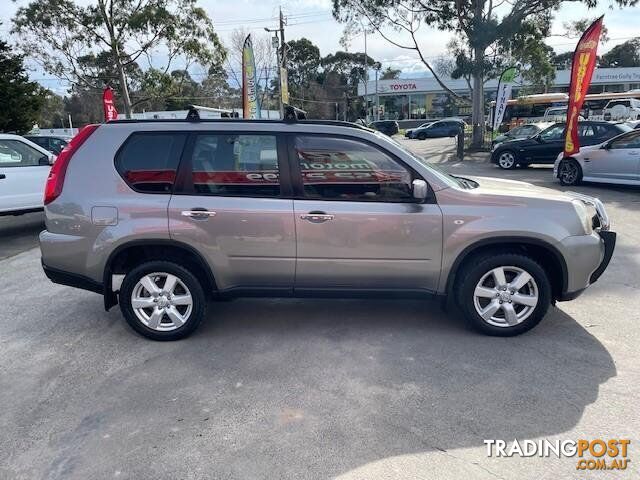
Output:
[13, 0, 225, 117]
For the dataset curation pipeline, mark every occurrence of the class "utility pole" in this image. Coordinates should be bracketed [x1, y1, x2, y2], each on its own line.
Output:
[359, 19, 368, 122]
[265, 7, 287, 119]
[375, 63, 381, 121]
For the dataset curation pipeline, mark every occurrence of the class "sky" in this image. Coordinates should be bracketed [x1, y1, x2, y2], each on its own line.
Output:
[1, 0, 640, 95]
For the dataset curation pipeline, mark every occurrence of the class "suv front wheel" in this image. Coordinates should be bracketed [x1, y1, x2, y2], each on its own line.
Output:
[456, 253, 551, 336]
[119, 261, 207, 340]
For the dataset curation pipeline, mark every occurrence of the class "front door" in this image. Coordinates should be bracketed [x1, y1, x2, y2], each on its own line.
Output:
[528, 124, 565, 163]
[585, 131, 640, 183]
[0, 139, 50, 213]
[168, 132, 296, 293]
[289, 134, 443, 293]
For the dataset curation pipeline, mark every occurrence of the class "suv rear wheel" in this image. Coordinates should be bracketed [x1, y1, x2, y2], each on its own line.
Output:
[456, 253, 551, 336]
[119, 261, 206, 340]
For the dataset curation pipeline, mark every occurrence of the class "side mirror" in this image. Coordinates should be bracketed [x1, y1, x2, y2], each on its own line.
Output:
[412, 179, 428, 201]
[38, 155, 51, 166]
[602, 142, 611, 150]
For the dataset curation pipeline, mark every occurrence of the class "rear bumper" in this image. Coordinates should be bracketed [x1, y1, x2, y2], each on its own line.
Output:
[42, 260, 103, 294]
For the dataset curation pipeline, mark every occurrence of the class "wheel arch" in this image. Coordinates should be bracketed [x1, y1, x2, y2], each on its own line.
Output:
[103, 239, 217, 310]
[445, 237, 568, 300]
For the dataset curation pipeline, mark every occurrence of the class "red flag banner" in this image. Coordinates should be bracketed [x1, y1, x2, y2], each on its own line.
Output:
[564, 16, 604, 157]
[102, 87, 119, 122]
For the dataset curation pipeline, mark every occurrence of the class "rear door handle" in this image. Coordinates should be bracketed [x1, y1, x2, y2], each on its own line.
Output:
[300, 211, 334, 223]
[0, 174, 5, 179]
[181, 208, 216, 220]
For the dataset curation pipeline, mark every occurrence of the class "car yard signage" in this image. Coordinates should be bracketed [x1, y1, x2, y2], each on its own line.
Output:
[389, 83, 418, 91]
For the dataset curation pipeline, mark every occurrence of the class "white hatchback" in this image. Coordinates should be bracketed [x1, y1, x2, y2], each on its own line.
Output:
[0, 134, 56, 215]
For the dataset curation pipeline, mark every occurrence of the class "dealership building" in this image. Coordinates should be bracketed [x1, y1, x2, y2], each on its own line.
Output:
[358, 66, 640, 121]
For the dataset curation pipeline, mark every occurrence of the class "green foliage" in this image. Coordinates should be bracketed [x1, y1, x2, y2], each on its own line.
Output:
[600, 38, 640, 67]
[285, 38, 321, 98]
[0, 39, 45, 133]
[12, 0, 225, 114]
[380, 67, 401, 80]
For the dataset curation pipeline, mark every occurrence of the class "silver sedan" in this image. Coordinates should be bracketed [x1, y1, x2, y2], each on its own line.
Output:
[554, 129, 640, 186]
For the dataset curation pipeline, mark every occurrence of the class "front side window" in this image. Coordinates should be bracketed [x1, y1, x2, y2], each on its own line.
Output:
[49, 138, 68, 155]
[0, 140, 46, 167]
[116, 132, 187, 193]
[540, 125, 565, 141]
[610, 131, 640, 149]
[187, 134, 279, 197]
[294, 135, 414, 202]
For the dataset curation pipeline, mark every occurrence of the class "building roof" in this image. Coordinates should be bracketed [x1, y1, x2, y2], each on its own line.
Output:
[358, 66, 640, 96]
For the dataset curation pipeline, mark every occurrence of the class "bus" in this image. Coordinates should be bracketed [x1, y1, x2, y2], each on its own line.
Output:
[489, 90, 640, 131]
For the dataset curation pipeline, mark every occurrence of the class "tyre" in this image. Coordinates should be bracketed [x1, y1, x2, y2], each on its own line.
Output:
[455, 253, 551, 336]
[558, 158, 582, 186]
[119, 261, 207, 340]
[496, 150, 517, 169]
[417, 132, 427, 140]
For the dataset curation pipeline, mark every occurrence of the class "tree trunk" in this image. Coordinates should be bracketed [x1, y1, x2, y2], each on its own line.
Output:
[471, 63, 484, 148]
[114, 44, 133, 118]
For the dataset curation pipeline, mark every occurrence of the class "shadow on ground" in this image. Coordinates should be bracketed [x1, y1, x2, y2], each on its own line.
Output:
[0, 256, 616, 479]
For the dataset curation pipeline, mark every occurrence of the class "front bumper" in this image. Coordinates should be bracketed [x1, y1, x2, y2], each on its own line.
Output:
[589, 230, 616, 284]
[557, 230, 616, 301]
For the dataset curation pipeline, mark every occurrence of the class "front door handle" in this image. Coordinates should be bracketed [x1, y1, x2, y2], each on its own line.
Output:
[0, 174, 5, 180]
[300, 211, 334, 223]
[181, 208, 216, 220]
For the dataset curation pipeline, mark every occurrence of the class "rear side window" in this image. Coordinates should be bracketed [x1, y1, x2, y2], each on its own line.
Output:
[116, 132, 187, 193]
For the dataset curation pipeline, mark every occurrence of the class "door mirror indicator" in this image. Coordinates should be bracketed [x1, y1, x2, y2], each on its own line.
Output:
[412, 179, 428, 200]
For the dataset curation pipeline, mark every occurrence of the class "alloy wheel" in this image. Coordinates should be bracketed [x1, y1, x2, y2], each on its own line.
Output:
[559, 160, 579, 184]
[498, 152, 516, 169]
[131, 272, 193, 331]
[472, 266, 539, 327]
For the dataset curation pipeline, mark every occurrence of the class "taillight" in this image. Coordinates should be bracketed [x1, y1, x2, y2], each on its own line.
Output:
[44, 124, 100, 205]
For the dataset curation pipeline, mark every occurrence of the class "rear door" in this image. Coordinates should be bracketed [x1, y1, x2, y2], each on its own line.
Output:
[0, 139, 50, 213]
[289, 134, 443, 293]
[168, 131, 296, 293]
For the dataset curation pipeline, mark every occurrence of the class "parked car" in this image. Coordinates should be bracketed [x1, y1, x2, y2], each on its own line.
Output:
[492, 123, 552, 146]
[411, 119, 465, 140]
[491, 121, 632, 169]
[0, 134, 56, 216]
[23, 135, 71, 155]
[40, 118, 615, 340]
[405, 122, 434, 138]
[542, 107, 587, 123]
[603, 98, 640, 121]
[554, 129, 640, 186]
[369, 120, 399, 136]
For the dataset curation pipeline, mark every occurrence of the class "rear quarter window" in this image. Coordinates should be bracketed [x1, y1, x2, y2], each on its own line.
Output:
[115, 132, 187, 193]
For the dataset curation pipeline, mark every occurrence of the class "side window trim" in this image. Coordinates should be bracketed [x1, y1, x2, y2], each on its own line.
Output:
[286, 133, 431, 204]
[172, 131, 292, 199]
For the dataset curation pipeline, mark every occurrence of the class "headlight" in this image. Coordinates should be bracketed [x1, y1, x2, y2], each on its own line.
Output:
[572, 199, 593, 235]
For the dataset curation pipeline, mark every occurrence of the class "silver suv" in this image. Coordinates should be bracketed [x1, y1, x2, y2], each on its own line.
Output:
[40, 117, 616, 340]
